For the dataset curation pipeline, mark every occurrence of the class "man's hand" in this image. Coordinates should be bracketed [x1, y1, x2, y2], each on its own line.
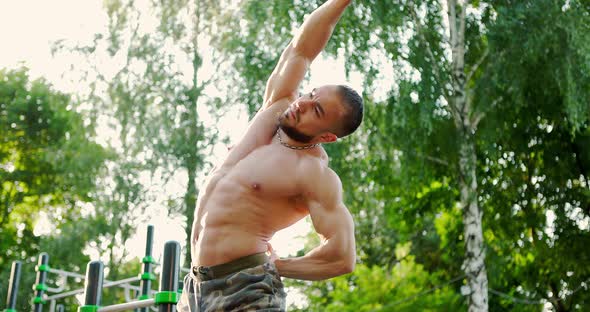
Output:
[262, 0, 352, 109]
[267, 242, 279, 263]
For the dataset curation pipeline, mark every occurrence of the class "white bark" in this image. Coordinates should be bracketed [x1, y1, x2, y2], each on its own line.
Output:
[446, 0, 489, 311]
[459, 134, 489, 312]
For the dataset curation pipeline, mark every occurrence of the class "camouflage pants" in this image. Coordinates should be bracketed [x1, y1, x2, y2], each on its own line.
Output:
[178, 254, 287, 312]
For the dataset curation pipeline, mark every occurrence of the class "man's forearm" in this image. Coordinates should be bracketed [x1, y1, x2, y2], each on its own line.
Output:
[292, 0, 351, 61]
[274, 241, 355, 281]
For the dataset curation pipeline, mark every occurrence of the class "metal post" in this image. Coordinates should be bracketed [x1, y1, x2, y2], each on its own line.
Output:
[4, 261, 22, 311]
[56, 305, 64, 312]
[78, 261, 104, 312]
[156, 241, 180, 312]
[33, 253, 49, 312]
[139, 225, 155, 312]
[133, 289, 140, 312]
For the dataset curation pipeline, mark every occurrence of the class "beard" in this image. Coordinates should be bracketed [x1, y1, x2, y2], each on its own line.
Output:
[278, 115, 314, 143]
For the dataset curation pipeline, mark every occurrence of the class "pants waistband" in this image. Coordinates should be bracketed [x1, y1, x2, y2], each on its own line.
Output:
[192, 252, 269, 280]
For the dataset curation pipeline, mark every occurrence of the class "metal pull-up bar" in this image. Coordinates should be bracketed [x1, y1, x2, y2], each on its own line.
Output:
[78, 241, 181, 312]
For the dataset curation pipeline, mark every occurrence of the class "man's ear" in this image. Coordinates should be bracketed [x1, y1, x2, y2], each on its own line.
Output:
[318, 132, 337, 143]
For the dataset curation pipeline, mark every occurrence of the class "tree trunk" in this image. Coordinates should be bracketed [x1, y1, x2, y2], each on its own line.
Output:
[458, 132, 489, 311]
[184, 164, 197, 267]
[447, 0, 489, 310]
[183, 46, 199, 268]
[183, 0, 201, 267]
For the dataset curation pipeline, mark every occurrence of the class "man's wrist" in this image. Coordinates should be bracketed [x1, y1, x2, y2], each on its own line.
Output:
[273, 258, 287, 273]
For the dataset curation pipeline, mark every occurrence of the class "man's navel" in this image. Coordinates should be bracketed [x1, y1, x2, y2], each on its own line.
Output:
[251, 182, 261, 191]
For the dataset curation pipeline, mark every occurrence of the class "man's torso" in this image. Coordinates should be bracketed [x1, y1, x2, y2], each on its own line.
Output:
[191, 134, 327, 267]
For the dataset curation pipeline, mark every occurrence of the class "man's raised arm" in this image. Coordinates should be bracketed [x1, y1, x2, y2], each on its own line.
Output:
[262, 0, 351, 109]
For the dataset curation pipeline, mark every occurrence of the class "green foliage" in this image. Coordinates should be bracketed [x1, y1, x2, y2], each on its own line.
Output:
[289, 244, 463, 311]
[476, 1, 590, 310]
[0, 68, 108, 310]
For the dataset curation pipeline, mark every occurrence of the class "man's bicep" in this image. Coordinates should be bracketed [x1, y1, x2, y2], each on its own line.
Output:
[263, 46, 309, 108]
[308, 200, 355, 263]
[309, 201, 353, 238]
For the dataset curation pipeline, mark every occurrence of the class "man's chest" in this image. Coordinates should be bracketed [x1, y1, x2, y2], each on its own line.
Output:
[229, 143, 303, 197]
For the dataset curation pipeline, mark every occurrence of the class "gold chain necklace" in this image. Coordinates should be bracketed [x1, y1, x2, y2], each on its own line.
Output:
[277, 129, 319, 150]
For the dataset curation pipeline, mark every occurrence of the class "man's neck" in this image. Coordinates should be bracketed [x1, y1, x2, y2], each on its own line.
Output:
[276, 129, 319, 150]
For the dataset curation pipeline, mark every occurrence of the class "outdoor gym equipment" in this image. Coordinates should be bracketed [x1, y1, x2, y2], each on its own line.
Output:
[2, 225, 187, 312]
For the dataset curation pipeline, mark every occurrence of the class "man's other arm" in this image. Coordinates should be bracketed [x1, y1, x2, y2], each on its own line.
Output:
[274, 164, 356, 280]
[262, 0, 352, 109]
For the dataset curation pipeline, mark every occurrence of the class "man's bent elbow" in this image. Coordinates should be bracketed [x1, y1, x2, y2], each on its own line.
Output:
[334, 256, 355, 276]
[321, 248, 355, 278]
[342, 258, 355, 275]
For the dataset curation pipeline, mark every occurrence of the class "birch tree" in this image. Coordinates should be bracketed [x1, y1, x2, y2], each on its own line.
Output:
[445, 0, 488, 309]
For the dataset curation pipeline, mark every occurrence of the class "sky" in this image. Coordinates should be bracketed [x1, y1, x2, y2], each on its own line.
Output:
[0, 0, 368, 308]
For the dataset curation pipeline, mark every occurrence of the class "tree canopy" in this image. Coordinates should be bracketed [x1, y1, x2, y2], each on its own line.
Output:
[0, 68, 109, 310]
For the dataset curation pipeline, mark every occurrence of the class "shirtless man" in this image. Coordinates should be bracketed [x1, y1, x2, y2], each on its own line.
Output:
[178, 0, 362, 311]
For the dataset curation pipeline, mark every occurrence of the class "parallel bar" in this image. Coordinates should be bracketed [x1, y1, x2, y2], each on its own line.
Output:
[97, 299, 155, 312]
[56, 304, 64, 312]
[45, 286, 64, 294]
[47, 268, 86, 280]
[104, 277, 142, 288]
[48, 267, 149, 284]
[46, 277, 143, 301]
[48, 263, 190, 279]
[46, 281, 151, 302]
[158, 241, 180, 312]
[6, 261, 22, 310]
[139, 225, 155, 312]
[34, 253, 49, 312]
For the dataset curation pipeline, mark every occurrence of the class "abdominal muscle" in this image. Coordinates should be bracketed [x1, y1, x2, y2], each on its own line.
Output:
[191, 153, 309, 267]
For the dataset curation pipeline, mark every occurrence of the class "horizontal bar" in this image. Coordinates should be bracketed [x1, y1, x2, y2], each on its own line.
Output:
[48, 268, 86, 280]
[46, 277, 147, 301]
[46, 286, 64, 293]
[50, 266, 191, 277]
[104, 277, 141, 288]
[97, 298, 155, 312]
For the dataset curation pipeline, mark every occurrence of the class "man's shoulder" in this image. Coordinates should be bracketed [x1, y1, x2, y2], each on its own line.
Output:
[298, 154, 341, 187]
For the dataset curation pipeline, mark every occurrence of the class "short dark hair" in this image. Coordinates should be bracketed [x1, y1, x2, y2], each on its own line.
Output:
[334, 85, 363, 138]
